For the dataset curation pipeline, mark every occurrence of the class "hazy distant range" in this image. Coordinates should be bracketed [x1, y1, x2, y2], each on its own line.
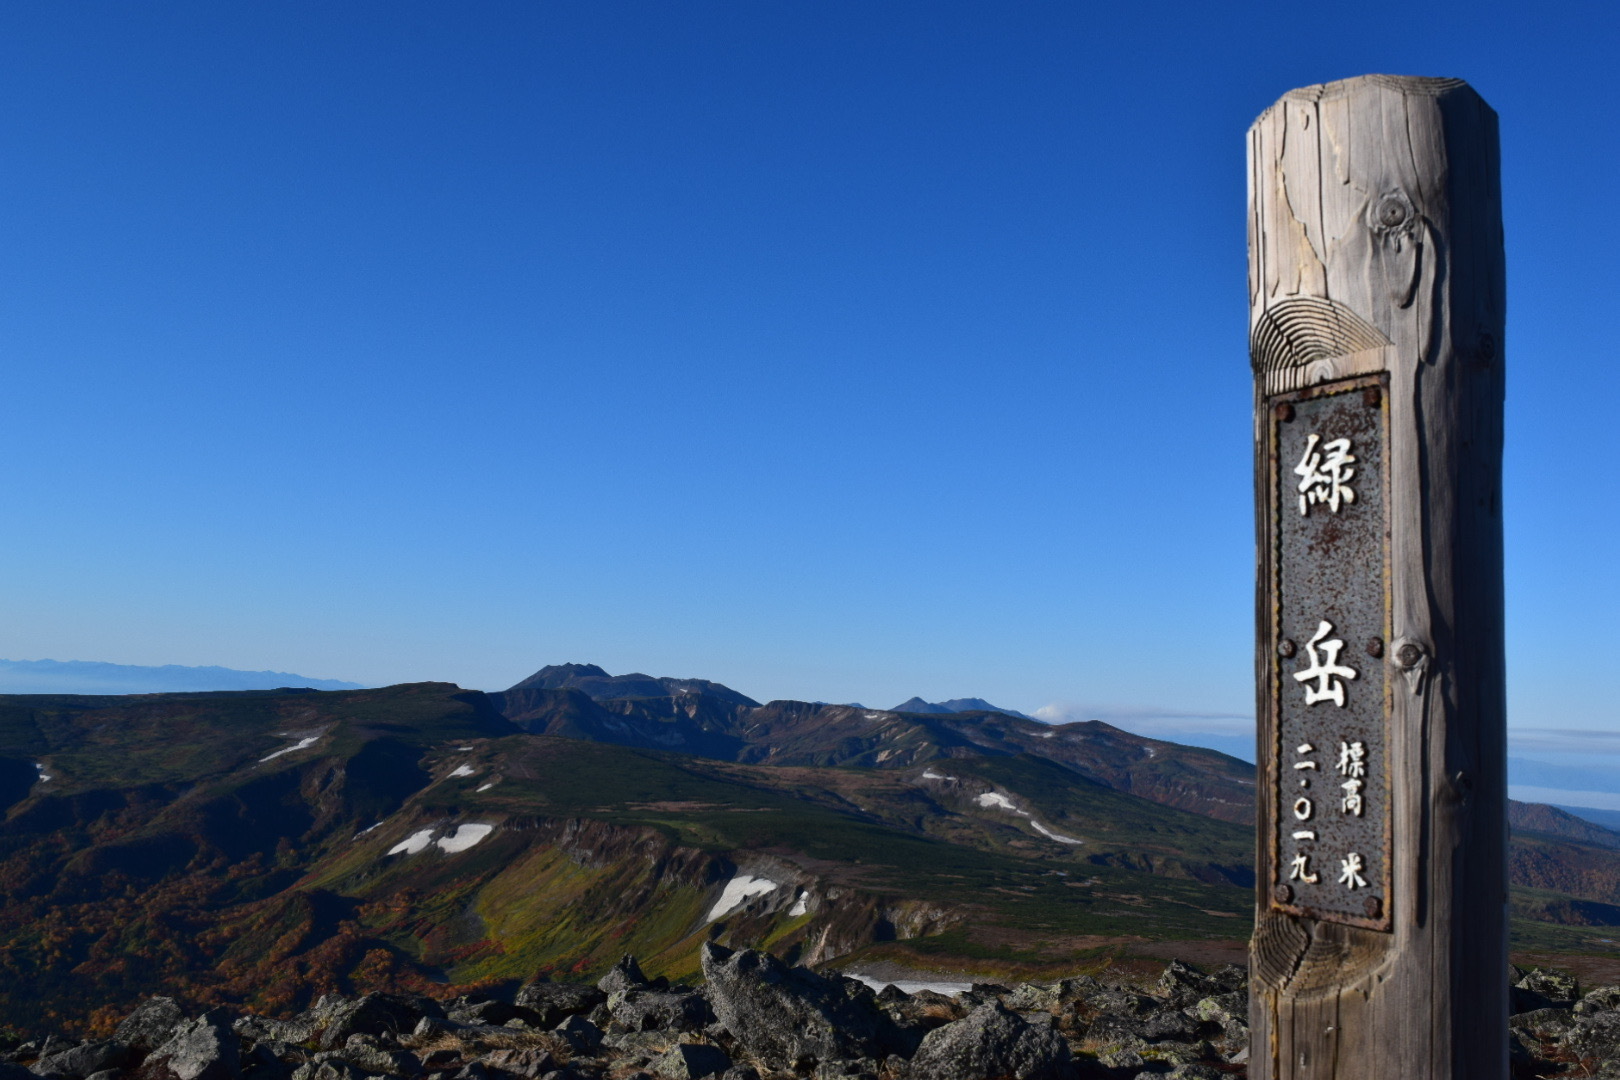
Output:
[0, 658, 365, 694]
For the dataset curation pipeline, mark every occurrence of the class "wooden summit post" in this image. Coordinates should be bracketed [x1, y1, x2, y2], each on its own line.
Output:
[1247, 76, 1506, 1079]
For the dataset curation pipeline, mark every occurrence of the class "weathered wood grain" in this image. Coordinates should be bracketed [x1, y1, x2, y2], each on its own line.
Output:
[1248, 75, 1506, 1080]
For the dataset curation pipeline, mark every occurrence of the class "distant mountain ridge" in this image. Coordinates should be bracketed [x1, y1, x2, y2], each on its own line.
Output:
[490, 663, 1257, 823]
[509, 662, 760, 707]
[0, 658, 364, 695]
[890, 696, 1034, 720]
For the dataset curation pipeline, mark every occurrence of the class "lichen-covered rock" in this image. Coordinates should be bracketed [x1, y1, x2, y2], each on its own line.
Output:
[1577, 985, 1620, 1016]
[117, 998, 189, 1051]
[1514, 967, 1579, 1012]
[1560, 1010, 1620, 1062]
[145, 1017, 241, 1080]
[650, 1043, 729, 1080]
[700, 944, 897, 1070]
[908, 1001, 1071, 1080]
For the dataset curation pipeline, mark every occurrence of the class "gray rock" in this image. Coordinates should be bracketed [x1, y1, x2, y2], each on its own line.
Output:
[1561, 1010, 1620, 1061]
[1001, 984, 1059, 1014]
[446, 1001, 525, 1028]
[699, 943, 896, 1069]
[147, 1017, 241, 1080]
[908, 1001, 1071, 1080]
[478, 1049, 556, 1079]
[650, 1044, 729, 1080]
[117, 998, 188, 1051]
[1095, 1045, 1145, 1070]
[1510, 1007, 1576, 1039]
[551, 1016, 602, 1054]
[313, 996, 433, 1050]
[289, 1066, 362, 1080]
[1191, 991, 1245, 1026]
[717, 1068, 758, 1080]
[1156, 960, 1216, 1005]
[234, 1015, 315, 1046]
[608, 991, 714, 1035]
[34, 1042, 135, 1080]
[1141, 1009, 1198, 1042]
[597, 956, 651, 995]
[330, 1042, 416, 1077]
[512, 985, 604, 1029]
[1083, 988, 1157, 1017]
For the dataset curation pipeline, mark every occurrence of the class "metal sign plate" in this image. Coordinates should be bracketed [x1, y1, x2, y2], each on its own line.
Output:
[1269, 375, 1391, 930]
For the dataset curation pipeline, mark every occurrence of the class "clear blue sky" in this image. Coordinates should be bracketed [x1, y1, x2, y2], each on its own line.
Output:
[0, 2, 1615, 737]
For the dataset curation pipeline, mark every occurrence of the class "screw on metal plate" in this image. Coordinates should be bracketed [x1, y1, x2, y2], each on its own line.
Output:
[1277, 883, 1294, 904]
[1396, 643, 1424, 669]
[1363, 386, 1382, 408]
[1275, 402, 1295, 422]
[1278, 639, 1296, 658]
[1364, 896, 1382, 918]
[1366, 636, 1384, 658]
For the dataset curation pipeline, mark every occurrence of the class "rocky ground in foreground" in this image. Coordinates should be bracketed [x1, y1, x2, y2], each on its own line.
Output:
[0, 948, 1616, 1080]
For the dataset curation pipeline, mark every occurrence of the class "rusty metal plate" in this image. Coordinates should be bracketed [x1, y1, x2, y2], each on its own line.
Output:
[1269, 375, 1391, 930]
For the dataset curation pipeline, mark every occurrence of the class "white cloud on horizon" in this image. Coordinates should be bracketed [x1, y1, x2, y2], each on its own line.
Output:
[1510, 786, 1620, 812]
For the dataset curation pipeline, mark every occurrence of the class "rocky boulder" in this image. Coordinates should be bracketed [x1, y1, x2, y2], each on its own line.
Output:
[116, 998, 188, 1052]
[513, 983, 605, 1028]
[700, 943, 896, 1070]
[598, 955, 654, 994]
[651, 1043, 730, 1079]
[310, 993, 439, 1049]
[607, 990, 714, 1035]
[144, 1017, 241, 1080]
[34, 1041, 137, 1080]
[908, 1001, 1072, 1080]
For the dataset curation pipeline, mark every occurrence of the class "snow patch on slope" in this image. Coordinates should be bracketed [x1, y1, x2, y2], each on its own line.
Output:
[385, 823, 495, 855]
[976, 792, 1021, 813]
[707, 874, 780, 922]
[437, 824, 493, 852]
[449, 764, 476, 777]
[259, 735, 320, 763]
[1030, 819, 1082, 845]
[387, 829, 435, 856]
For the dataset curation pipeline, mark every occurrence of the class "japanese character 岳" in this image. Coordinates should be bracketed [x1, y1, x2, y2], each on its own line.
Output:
[1293, 621, 1358, 707]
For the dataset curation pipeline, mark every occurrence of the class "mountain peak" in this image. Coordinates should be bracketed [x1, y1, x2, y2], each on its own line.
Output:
[506, 663, 759, 707]
[890, 695, 1034, 721]
[510, 663, 610, 690]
